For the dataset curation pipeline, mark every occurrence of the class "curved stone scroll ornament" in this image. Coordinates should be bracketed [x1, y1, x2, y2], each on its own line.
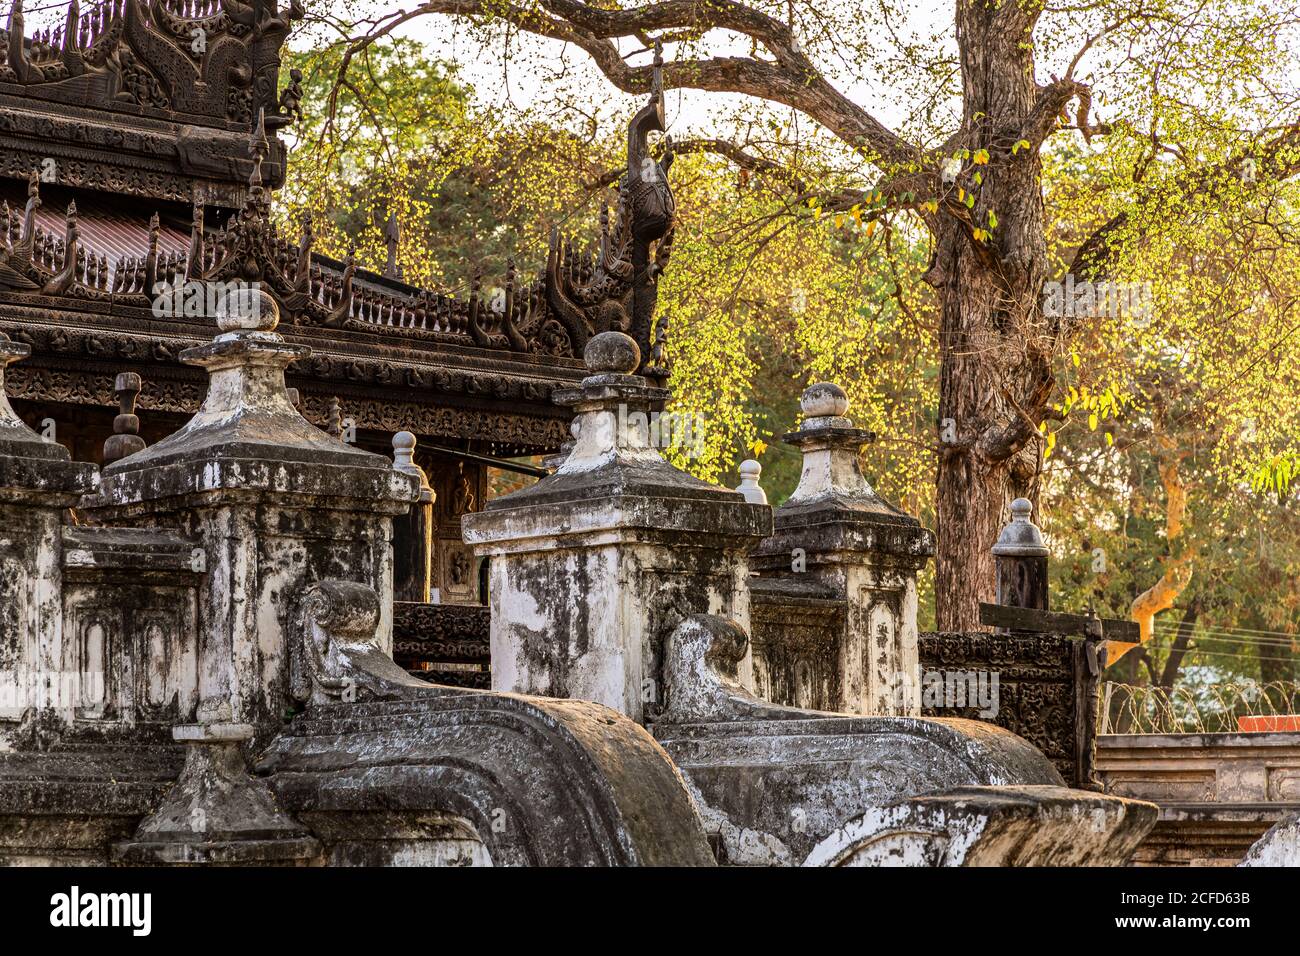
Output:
[290, 579, 431, 706]
[259, 691, 716, 867]
[652, 614, 1154, 866]
[278, 578, 715, 866]
[662, 614, 796, 723]
[802, 786, 1158, 867]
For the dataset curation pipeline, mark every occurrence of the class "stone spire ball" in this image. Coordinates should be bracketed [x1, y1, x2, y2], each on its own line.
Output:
[215, 285, 280, 334]
[801, 382, 850, 418]
[584, 331, 641, 375]
[392, 431, 419, 471]
[991, 497, 1049, 556]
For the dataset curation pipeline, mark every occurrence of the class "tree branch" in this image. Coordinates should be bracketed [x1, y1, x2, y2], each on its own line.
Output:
[331, 0, 920, 173]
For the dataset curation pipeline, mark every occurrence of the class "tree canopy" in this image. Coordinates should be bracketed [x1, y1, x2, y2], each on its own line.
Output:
[279, 1, 1299, 679]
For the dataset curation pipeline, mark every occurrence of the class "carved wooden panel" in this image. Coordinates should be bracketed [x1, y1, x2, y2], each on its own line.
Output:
[391, 602, 490, 690]
[429, 458, 486, 605]
[919, 631, 1089, 787]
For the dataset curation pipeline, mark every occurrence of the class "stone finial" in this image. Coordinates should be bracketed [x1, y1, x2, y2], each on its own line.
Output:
[751, 378, 934, 717]
[215, 285, 278, 335]
[735, 458, 768, 505]
[801, 381, 850, 419]
[466, 316, 771, 724]
[90, 273, 400, 492]
[392, 430, 433, 503]
[992, 497, 1049, 613]
[392, 431, 418, 472]
[113, 695, 319, 865]
[992, 498, 1048, 557]
[584, 331, 640, 375]
[82, 282, 421, 730]
[391, 433, 435, 601]
[781, 381, 879, 510]
[542, 329, 671, 476]
[102, 371, 146, 465]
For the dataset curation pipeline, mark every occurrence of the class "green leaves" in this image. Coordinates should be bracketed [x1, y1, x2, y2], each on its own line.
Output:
[1251, 455, 1297, 495]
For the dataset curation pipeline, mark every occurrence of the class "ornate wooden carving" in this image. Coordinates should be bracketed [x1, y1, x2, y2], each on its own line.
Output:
[0, 3, 680, 458]
[545, 43, 675, 383]
[919, 631, 1101, 789]
[391, 601, 489, 689]
[1, 0, 301, 128]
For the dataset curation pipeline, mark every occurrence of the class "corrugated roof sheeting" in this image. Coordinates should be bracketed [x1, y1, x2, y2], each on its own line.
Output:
[1, 182, 189, 273]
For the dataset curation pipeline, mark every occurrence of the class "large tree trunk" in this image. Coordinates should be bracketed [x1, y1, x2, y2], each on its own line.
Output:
[931, 1, 1053, 631]
[1159, 602, 1199, 689]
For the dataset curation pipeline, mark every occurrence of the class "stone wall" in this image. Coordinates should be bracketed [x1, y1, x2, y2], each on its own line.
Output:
[1097, 731, 1300, 865]
[0, 316, 1164, 867]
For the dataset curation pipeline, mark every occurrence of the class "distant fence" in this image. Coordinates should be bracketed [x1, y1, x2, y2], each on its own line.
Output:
[1101, 680, 1300, 734]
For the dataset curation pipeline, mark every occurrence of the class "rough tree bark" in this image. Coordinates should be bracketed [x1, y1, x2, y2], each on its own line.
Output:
[1159, 602, 1199, 689]
[929, 0, 1059, 629]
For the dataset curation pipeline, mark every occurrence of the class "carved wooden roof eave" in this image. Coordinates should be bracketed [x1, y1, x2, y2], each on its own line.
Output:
[0, 286, 587, 379]
[2, 351, 574, 455]
[0, 296, 579, 452]
[0, 0, 302, 205]
[0, 94, 285, 209]
[0, 20, 682, 409]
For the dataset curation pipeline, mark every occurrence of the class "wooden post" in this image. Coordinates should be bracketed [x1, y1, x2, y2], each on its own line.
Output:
[102, 371, 146, 465]
[992, 498, 1049, 611]
[391, 431, 434, 603]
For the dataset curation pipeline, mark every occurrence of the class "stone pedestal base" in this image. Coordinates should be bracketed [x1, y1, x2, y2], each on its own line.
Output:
[113, 710, 318, 866]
